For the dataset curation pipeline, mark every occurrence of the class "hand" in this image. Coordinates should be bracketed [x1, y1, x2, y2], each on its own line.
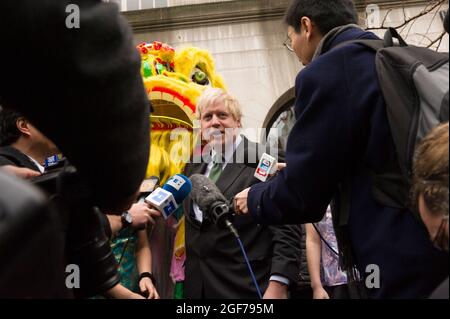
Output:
[312, 286, 330, 299]
[139, 277, 160, 299]
[129, 202, 162, 230]
[234, 187, 250, 215]
[2, 165, 41, 179]
[263, 281, 288, 299]
[128, 292, 146, 299]
[105, 283, 146, 299]
[268, 163, 286, 178]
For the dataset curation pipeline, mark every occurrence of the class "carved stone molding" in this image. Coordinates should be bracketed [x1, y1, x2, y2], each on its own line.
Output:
[123, 0, 433, 32]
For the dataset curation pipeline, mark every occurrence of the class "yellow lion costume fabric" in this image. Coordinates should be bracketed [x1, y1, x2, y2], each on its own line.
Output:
[137, 41, 226, 298]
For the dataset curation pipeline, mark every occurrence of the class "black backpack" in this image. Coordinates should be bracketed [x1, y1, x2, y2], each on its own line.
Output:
[332, 28, 449, 284]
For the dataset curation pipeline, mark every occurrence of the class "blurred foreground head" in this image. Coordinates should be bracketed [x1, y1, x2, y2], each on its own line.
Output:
[0, 0, 150, 212]
[412, 123, 449, 251]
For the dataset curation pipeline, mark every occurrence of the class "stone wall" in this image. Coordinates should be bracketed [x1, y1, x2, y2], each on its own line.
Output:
[125, 0, 449, 140]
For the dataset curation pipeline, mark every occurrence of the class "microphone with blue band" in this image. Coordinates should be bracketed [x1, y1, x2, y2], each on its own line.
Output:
[145, 174, 192, 219]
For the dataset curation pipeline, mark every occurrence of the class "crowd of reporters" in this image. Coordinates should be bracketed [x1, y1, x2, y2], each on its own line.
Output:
[0, 0, 448, 299]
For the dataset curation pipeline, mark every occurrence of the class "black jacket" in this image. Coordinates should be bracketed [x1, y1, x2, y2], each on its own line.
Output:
[0, 146, 41, 171]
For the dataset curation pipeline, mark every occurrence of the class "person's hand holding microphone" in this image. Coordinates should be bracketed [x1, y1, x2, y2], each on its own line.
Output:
[126, 202, 162, 230]
[234, 156, 286, 215]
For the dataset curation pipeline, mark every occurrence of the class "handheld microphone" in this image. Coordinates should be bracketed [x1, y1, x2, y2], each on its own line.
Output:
[189, 174, 238, 237]
[145, 174, 192, 219]
[44, 154, 64, 170]
[254, 153, 277, 182]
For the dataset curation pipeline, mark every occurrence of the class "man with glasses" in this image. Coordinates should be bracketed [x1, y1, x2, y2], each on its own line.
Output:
[283, 37, 294, 52]
[235, 0, 448, 298]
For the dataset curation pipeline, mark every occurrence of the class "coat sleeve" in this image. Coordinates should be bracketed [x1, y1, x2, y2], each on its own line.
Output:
[268, 224, 302, 285]
[0, 0, 150, 212]
[248, 46, 377, 225]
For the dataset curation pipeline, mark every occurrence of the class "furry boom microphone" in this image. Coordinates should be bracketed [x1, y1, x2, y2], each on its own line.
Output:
[189, 174, 238, 237]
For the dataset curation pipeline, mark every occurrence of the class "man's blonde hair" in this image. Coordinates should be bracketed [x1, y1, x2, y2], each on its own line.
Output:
[196, 87, 243, 122]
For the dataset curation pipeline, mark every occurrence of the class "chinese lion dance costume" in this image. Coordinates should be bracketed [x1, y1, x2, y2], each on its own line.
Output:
[137, 41, 226, 298]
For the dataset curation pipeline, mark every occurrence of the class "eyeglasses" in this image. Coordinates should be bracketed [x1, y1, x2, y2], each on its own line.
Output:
[283, 37, 294, 52]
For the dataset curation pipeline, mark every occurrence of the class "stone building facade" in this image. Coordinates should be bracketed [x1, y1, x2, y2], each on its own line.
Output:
[118, 0, 448, 140]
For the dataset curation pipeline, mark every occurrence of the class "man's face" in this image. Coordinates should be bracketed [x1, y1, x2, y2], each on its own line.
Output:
[287, 21, 320, 66]
[200, 99, 241, 149]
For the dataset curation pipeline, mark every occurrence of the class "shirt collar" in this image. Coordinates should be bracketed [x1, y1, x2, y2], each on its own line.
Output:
[27, 155, 45, 173]
[211, 134, 243, 165]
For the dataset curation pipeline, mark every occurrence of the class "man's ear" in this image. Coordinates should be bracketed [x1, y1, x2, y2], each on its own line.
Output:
[301, 17, 319, 42]
[16, 118, 31, 137]
[300, 17, 312, 39]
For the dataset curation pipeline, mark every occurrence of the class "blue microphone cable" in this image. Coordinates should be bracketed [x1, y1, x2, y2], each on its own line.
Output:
[225, 220, 263, 299]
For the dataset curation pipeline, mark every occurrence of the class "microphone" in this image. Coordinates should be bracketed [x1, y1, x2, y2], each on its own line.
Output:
[254, 153, 277, 182]
[189, 174, 263, 298]
[145, 174, 192, 219]
[189, 174, 239, 237]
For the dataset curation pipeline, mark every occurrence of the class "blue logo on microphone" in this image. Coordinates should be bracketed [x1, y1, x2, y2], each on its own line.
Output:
[163, 202, 177, 216]
[44, 154, 61, 168]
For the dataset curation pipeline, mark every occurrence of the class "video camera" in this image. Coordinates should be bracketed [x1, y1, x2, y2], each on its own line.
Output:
[0, 156, 121, 298]
[0, 169, 69, 298]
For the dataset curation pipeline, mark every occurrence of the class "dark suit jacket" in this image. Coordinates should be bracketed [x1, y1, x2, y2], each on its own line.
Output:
[0, 146, 41, 172]
[184, 136, 301, 299]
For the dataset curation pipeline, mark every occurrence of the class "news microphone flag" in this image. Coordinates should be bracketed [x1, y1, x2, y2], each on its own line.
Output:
[254, 153, 277, 182]
[145, 174, 192, 219]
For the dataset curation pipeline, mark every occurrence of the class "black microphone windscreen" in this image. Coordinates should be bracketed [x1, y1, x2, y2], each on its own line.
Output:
[189, 174, 228, 215]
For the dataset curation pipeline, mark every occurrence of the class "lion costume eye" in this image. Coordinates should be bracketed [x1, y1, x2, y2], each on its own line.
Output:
[191, 68, 210, 86]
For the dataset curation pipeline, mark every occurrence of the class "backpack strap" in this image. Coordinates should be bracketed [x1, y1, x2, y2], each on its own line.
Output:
[369, 168, 410, 209]
[384, 27, 408, 47]
[331, 178, 358, 280]
[332, 38, 384, 52]
[332, 28, 408, 52]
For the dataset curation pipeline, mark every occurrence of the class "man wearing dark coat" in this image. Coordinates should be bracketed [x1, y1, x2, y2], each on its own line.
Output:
[235, 0, 448, 298]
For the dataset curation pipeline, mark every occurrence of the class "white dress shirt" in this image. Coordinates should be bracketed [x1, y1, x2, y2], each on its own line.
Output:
[27, 155, 45, 173]
[193, 135, 242, 222]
